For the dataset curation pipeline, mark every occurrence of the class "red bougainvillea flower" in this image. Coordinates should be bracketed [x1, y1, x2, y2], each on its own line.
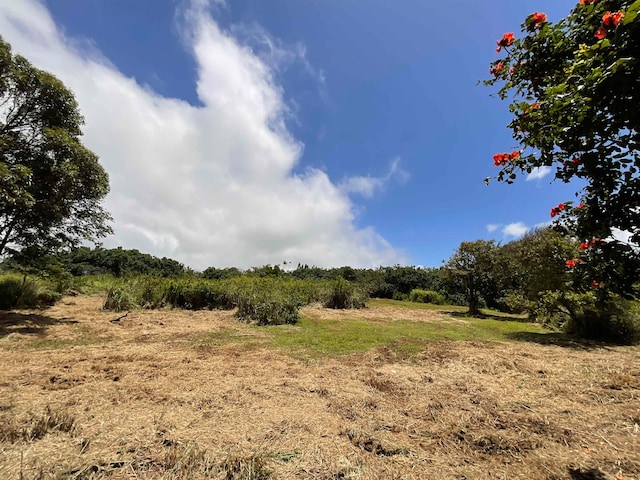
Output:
[565, 259, 577, 268]
[532, 12, 548, 28]
[496, 32, 515, 52]
[489, 62, 504, 75]
[595, 27, 607, 39]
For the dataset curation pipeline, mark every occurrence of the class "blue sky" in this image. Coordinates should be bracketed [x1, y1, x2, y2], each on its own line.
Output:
[0, 0, 581, 269]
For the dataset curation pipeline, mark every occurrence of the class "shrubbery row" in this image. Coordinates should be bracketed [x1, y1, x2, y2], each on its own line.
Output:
[101, 276, 367, 325]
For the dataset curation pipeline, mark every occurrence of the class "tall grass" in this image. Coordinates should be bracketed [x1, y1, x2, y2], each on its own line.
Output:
[0, 273, 60, 309]
[101, 276, 365, 325]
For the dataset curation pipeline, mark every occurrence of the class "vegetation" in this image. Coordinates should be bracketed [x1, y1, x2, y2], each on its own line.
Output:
[0, 273, 60, 309]
[0, 36, 111, 260]
[2, 237, 638, 342]
[483, 1, 640, 341]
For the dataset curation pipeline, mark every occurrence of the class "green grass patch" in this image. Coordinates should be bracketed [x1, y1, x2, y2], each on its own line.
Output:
[368, 298, 467, 311]
[264, 314, 549, 358]
[368, 298, 525, 319]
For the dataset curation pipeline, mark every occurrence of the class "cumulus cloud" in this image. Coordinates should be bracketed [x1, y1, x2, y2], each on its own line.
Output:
[0, 0, 404, 269]
[487, 222, 530, 238]
[502, 222, 529, 238]
[526, 166, 552, 181]
[340, 157, 410, 199]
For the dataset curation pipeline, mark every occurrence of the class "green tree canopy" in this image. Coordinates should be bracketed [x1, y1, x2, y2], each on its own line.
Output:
[445, 239, 504, 316]
[0, 36, 111, 259]
[485, 0, 640, 297]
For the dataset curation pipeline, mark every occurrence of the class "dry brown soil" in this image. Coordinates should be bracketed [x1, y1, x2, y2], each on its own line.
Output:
[0, 296, 638, 479]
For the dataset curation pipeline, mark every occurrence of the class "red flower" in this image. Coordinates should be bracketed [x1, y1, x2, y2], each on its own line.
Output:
[580, 0, 598, 4]
[591, 280, 600, 289]
[532, 12, 548, 28]
[532, 102, 539, 109]
[489, 62, 504, 75]
[550, 202, 567, 218]
[496, 33, 515, 53]
[589, 238, 603, 247]
[612, 11, 624, 25]
[577, 202, 586, 208]
[595, 28, 607, 39]
[603, 11, 624, 27]
[509, 67, 515, 75]
[566, 259, 577, 268]
[579, 242, 589, 250]
[492, 151, 520, 167]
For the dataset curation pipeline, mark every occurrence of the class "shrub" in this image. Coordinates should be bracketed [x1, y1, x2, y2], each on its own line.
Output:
[392, 292, 408, 301]
[102, 285, 135, 311]
[235, 291, 300, 325]
[533, 291, 640, 344]
[0, 274, 59, 309]
[496, 292, 532, 314]
[408, 289, 445, 305]
[323, 277, 367, 309]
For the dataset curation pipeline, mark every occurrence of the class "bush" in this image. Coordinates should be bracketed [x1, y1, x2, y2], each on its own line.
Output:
[408, 289, 445, 305]
[533, 291, 640, 344]
[496, 292, 532, 314]
[102, 285, 136, 312]
[392, 292, 408, 301]
[0, 274, 59, 309]
[323, 277, 367, 309]
[235, 291, 300, 325]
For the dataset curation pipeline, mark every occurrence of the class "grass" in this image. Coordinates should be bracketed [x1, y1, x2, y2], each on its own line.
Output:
[266, 315, 548, 358]
[195, 300, 551, 358]
[1, 295, 638, 480]
[192, 310, 550, 359]
[368, 298, 468, 311]
[369, 298, 528, 318]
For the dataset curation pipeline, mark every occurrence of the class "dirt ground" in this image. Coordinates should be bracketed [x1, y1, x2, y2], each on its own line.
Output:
[0, 296, 639, 479]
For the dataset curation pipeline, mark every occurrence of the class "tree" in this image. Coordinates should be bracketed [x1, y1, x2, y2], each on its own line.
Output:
[445, 240, 503, 316]
[484, 1, 640, 297]
[0, 36, 111, 260]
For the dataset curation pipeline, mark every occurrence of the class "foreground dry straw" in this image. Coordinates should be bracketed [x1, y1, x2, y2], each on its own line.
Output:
[0, 296, 639, 479]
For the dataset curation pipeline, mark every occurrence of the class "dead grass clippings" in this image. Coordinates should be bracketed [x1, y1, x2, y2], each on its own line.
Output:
[0, 296, 638, 479]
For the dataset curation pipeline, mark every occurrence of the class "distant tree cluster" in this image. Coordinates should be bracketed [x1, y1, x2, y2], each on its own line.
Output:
[56, 246, 187, 277]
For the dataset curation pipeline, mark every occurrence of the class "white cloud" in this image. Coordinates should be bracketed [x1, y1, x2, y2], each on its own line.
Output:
[502, 222, 529, 238]
[486, 224, 500, 233]
[0, 0, 404, 269]
[340, 157, 410, 199]
[526, 166, 552, 181]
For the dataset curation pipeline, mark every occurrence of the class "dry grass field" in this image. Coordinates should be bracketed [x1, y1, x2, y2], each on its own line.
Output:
[0, 296, 639, 479]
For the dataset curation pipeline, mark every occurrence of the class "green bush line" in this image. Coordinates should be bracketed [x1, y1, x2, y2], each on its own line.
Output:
[101, 276, 369, 325]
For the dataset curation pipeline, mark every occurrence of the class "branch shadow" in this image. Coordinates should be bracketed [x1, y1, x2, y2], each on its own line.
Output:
[0, 311, 78, 338]
[504, 331, 616, 351]
[446, 311, 619, 350]
[447, 310, 532, 323]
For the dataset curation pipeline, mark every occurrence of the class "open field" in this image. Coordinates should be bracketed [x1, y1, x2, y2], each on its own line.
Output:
[0, 296, 639, 479]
